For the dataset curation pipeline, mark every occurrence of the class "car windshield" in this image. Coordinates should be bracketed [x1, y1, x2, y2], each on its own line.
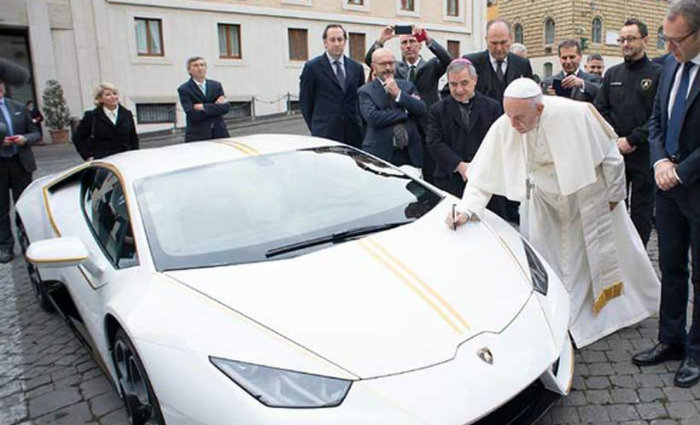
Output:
[135, 146, 442, 271]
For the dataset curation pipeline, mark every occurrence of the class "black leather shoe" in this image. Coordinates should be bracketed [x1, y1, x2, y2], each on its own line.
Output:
[632, 342, 684, 366]
[675, 357, 700, 388]
[0, 249, 12, 263]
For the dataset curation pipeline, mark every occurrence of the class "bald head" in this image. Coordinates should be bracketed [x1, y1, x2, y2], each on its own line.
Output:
[486, 19, 512, 61]
[371, 48, 397, 81]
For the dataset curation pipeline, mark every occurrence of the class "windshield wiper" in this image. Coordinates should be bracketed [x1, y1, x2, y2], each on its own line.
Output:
[264, 221, 411, 258]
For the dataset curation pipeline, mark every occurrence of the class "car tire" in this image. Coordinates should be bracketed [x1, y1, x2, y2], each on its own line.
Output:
[112, 328, 165, 425]
[16, 216, 54, 312]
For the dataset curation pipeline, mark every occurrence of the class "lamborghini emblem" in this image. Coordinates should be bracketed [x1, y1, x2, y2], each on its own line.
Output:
[641, 79, 653, 91]
[477, 347, 494, 365]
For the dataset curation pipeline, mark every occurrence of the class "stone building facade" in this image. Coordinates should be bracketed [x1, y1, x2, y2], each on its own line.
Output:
[1, 0, 486, 137]
[494, 0, 672, 79]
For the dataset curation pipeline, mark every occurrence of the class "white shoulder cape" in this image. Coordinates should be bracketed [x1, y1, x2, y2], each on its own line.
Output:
[467, 96, 618, 200]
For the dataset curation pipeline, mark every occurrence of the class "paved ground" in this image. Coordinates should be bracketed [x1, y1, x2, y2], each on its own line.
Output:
[1, 116, 698, 425]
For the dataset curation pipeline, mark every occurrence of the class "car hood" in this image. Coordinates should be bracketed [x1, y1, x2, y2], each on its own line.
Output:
[166, 205, 534, 378]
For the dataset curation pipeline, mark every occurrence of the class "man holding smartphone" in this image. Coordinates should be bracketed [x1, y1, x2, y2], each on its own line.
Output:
[541, 39, 602, 103]
[0, 79, 40, 263]
[364, 25, 452, 182]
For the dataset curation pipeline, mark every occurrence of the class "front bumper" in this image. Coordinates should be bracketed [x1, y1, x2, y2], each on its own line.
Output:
[136, 292, 573, 425]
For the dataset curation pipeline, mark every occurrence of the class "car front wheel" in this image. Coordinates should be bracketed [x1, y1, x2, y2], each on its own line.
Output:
[112, 328, 165, 425]
[16, 216, 54, 312]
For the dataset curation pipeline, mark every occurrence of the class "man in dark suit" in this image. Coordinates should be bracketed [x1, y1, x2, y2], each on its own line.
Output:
[177, 56, 230, 142]
[632, 0, 700, 389]
[0, 79, 40, 262]
[300, 24, 365, 148]
[461, 18, 533, 223]
[359, 48, 427, 168]
[462, 19, 534, 105]
[426, 59, 507, 219]
[365, 25, 452, 182]
[594, 18, 661, 247]
[542, 39, 602, 103]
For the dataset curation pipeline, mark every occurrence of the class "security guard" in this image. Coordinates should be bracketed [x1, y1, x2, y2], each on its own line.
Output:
[595, 18, 661, 246]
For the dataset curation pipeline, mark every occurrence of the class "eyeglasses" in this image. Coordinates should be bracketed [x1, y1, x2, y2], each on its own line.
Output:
[659, 30, 698, 46]
[617, 36, 641, 44]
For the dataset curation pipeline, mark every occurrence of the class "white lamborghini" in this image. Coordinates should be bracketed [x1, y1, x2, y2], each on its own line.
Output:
[17, 135, 573, 425]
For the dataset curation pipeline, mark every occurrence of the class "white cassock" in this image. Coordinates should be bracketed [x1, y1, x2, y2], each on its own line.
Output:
[458, 95, 660, 347]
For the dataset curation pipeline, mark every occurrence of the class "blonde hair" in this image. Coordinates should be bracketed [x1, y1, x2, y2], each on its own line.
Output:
[93, 82, 119, 107]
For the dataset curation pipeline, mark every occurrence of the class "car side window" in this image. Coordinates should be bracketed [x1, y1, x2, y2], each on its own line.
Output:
[81, 168, 138, 268]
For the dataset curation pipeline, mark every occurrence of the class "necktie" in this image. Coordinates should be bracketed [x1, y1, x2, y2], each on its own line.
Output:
[385, 92, 409, 149]
[198, 82, 206, 94]
[496, 60, 504, 82]
[408, 65, 416, 83]
[334, 60, 346, 89]
[665, 62, 694, 157]
[0, 99, 17, 158]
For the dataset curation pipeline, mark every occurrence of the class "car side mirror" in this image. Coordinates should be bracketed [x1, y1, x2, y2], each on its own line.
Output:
[26, 236, 89, 268]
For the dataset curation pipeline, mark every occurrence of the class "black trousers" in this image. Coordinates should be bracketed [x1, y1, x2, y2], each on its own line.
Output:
[0, 156, 32, 250]
[625, 165, 655, 246]
[434, 174, 508, 221]
[656, 183, 700, 359]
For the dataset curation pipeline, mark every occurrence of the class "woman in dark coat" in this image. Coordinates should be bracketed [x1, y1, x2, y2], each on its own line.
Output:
[73, 82, 139, 160]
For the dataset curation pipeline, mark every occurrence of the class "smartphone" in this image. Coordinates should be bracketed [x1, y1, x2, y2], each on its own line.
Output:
[394, 25, 413, 35]
[552, 79, 572, 98]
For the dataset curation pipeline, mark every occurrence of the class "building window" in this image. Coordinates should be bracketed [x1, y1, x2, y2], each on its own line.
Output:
[657, 26, 665, 49]
[349, 33, 366, 63]
[544, 18, 556, 45]
[134, 18, 164, 56]
[136, 103, 175, 124]
[288, 28, 308, 61]
[592, 18, 602, 44]
[447, 40, 460, 58]
[543, 62, 553, 78]
[400, 0, 415, 11]
[218, 24, 241, 59]
[514, 23, 524, 44]
[347, 0, 364, 4]
[446, 0, 458, 17]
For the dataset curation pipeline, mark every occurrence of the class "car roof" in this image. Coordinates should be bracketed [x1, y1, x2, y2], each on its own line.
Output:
[96, 134, 342, 182]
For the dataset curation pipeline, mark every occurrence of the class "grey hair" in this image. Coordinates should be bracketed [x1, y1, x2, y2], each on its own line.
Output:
[510, 43, 527, 55]
[93, 82, 118, 106]
[446, 61, 477, 78]
[668, 0, 700, 33]
[528, 93, 544, 108]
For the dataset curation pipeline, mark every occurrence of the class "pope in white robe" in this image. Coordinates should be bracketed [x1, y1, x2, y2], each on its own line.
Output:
[448, 78, 660, 348]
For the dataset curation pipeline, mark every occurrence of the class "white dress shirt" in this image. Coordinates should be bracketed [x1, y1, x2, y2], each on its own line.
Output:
[103, 106, 118, 125]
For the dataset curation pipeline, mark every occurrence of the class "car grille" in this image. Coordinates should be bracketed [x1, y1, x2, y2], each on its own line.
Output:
[469, 379, 560, 425]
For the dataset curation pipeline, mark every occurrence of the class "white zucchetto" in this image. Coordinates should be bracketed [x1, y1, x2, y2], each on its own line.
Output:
[503, 77, 542, 99]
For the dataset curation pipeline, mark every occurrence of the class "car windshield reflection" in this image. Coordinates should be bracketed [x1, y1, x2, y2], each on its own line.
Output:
[135, 146, 443, 271]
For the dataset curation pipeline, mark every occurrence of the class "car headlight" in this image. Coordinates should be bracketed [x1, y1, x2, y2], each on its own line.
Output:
[210, 357, 352, 408]
[521, 238, 549, 295]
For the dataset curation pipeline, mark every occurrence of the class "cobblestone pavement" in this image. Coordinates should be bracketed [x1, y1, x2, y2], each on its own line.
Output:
[1, 116, 698, 425]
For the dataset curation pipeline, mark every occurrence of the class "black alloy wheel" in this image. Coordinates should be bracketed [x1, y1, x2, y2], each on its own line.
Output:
[16, 217, 54, 312]
[112, 328, 165, 425]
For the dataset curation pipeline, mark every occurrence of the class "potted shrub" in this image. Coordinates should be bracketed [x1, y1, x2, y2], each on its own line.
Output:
[42, 79, 71, 144]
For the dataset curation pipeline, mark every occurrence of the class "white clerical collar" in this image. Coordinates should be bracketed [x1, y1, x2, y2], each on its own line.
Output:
[326, 52, 344, 66]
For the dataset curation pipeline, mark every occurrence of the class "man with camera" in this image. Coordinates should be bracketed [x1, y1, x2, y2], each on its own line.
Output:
[542, 39, 602, 103]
